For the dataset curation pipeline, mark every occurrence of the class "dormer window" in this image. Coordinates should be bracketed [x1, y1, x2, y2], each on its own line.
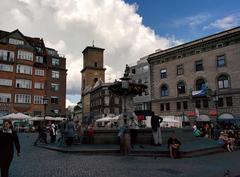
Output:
[9, 38, 24, 45]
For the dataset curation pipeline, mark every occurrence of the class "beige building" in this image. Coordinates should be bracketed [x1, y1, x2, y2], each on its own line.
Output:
[148, 27, 240, 123]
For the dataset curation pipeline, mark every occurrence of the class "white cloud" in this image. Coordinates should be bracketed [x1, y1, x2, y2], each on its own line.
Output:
[66, 98, 76, 108]
[205, 15, 240, 30]
[174, 14, 211, 28]
[0, 0, 180, 106]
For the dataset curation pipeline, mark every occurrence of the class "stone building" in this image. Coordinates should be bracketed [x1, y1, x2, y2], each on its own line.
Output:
[0, 29, 67, 116]
[129, 56, 151, 111]
[148, 27, 240, 123]
[81, 46, 106, 122]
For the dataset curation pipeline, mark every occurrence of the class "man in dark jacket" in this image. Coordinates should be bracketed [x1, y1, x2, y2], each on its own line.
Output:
[0, 120, 20, 177]
[151, 112, 163, 146]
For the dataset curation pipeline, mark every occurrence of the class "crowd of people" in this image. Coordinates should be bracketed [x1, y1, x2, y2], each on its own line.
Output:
[34, 119, 95, 147]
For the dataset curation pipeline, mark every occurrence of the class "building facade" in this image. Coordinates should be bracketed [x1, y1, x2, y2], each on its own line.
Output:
[148, 27, 240, 122]
[0, 29, 67, 117]
[129, 56, 151, 111]
[90, 81, 122, 120]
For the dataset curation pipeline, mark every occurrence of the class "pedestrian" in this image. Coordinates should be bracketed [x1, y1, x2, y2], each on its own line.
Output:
[168, 133, 181, 158]
[57, 119, 67, 146]
[151, 111, 163, 146]
[65, 119, 76, 146]
[87, 125, 94, 144]
[76, 123, 84, 144]
[0, 120, 20, 177]
[34, 123, 48, 145]
[50, 122, 57, 143]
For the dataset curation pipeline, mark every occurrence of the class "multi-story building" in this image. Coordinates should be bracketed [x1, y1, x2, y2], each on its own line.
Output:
[90, 80, 122, 119]
[0, 29, 67, 117]
[129, 56, 151, 111]
[148, 27, 240, 123]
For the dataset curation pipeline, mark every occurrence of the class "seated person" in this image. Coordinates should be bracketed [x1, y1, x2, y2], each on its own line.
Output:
[193, 128, 202, 137]
[218, 132, 233, 152]
[168, 133, 182, 158]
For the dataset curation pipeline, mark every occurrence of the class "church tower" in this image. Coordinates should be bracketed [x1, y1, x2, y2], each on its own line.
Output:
[81, 46, 106, 92]
[81, 46, 106, 121]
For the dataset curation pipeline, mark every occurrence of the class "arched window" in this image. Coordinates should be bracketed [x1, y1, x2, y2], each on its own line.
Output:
[161, 84, 169, 97]
[196, 79, 205, 90]
[218, 75, 229, 89]
[177, 81, 186, 94]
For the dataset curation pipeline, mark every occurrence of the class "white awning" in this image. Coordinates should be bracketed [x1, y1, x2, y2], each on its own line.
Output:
[218, 113, 234, 119]
[196, 114, 210, 122]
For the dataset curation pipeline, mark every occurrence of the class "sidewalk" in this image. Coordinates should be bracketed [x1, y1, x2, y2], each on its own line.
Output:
[36, 138, 237, 158]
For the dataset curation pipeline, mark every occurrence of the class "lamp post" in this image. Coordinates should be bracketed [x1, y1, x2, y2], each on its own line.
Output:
[212, 90, 219, 123]
[43, 95, 48, 122]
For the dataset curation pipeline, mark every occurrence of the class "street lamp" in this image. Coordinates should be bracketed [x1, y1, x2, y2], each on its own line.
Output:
[43, 95, 48, 122]
[212, 90, 219, 119]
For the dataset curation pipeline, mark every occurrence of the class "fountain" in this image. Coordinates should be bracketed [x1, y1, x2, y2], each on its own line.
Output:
[109, 65, 147, 155]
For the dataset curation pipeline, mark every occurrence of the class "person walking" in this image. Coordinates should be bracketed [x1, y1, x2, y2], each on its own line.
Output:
[0, 120, 20, 177]
[57, 119, 66, 146]
[66, 119, 76, 146]
[50, 122, 57, 143]
[151, 112, 163, 146]
[34, 123, 48, 145]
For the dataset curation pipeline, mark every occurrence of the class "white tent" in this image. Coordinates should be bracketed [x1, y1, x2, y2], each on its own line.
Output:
[0, 113, 31, 120]
[29, 116, 66, 121]
[161, 116, 182, 128]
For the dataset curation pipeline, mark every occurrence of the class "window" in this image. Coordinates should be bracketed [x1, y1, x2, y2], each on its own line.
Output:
[0, 93, 11, 103]
[16, 65, 32, 75]
[114, 97, 119, 104]
[217, 98, 224, 107]
[183, 101, 188, 110]
[0, 50, 14, 62]
[34, 82, 44, 89]
[94, 62, 98, 67]
[0, 64, 13, 72]
[35, 69, 44, 76]
[0, 79, 12, 86]
[15, 94, 31, 104]
[166, 103, 170, 111]
[51, 83, 59, 91]
[176, 102, 181, 110]
[195, 100, 201, 108]
[36, 56, 43, 63]
[131, 69, 136, 74]
[218, 75, 229, 89]
[9, 38, 24, 45]
[52, 71, 59, 78]
[161, 85, 169, 97]
[47, 49, 58, 56]
[196, 79, 206, 90]
[34, 95, 43, 104]
[104, 96, 110, 106]
[226, 97, 233, 106]
[52, 58, 60, 66]
[143, 65, 149, 72]
[177, 64, 184, 75]
[51, 97, 59, 104]
[203, 99, 209, 108]
[16, 79, 32, 89]
[217, 55, 226, 67]
[177, 81, 186, 94]
[195, 60, 203, 71]
[160, 103, 164, 111]
[94, 78, 98, 83]
[17, 50, 33, 61]
[160, 69, 167, 79]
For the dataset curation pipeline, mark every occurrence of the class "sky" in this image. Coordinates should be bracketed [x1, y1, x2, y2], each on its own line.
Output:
[0, 0, 239, 107]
